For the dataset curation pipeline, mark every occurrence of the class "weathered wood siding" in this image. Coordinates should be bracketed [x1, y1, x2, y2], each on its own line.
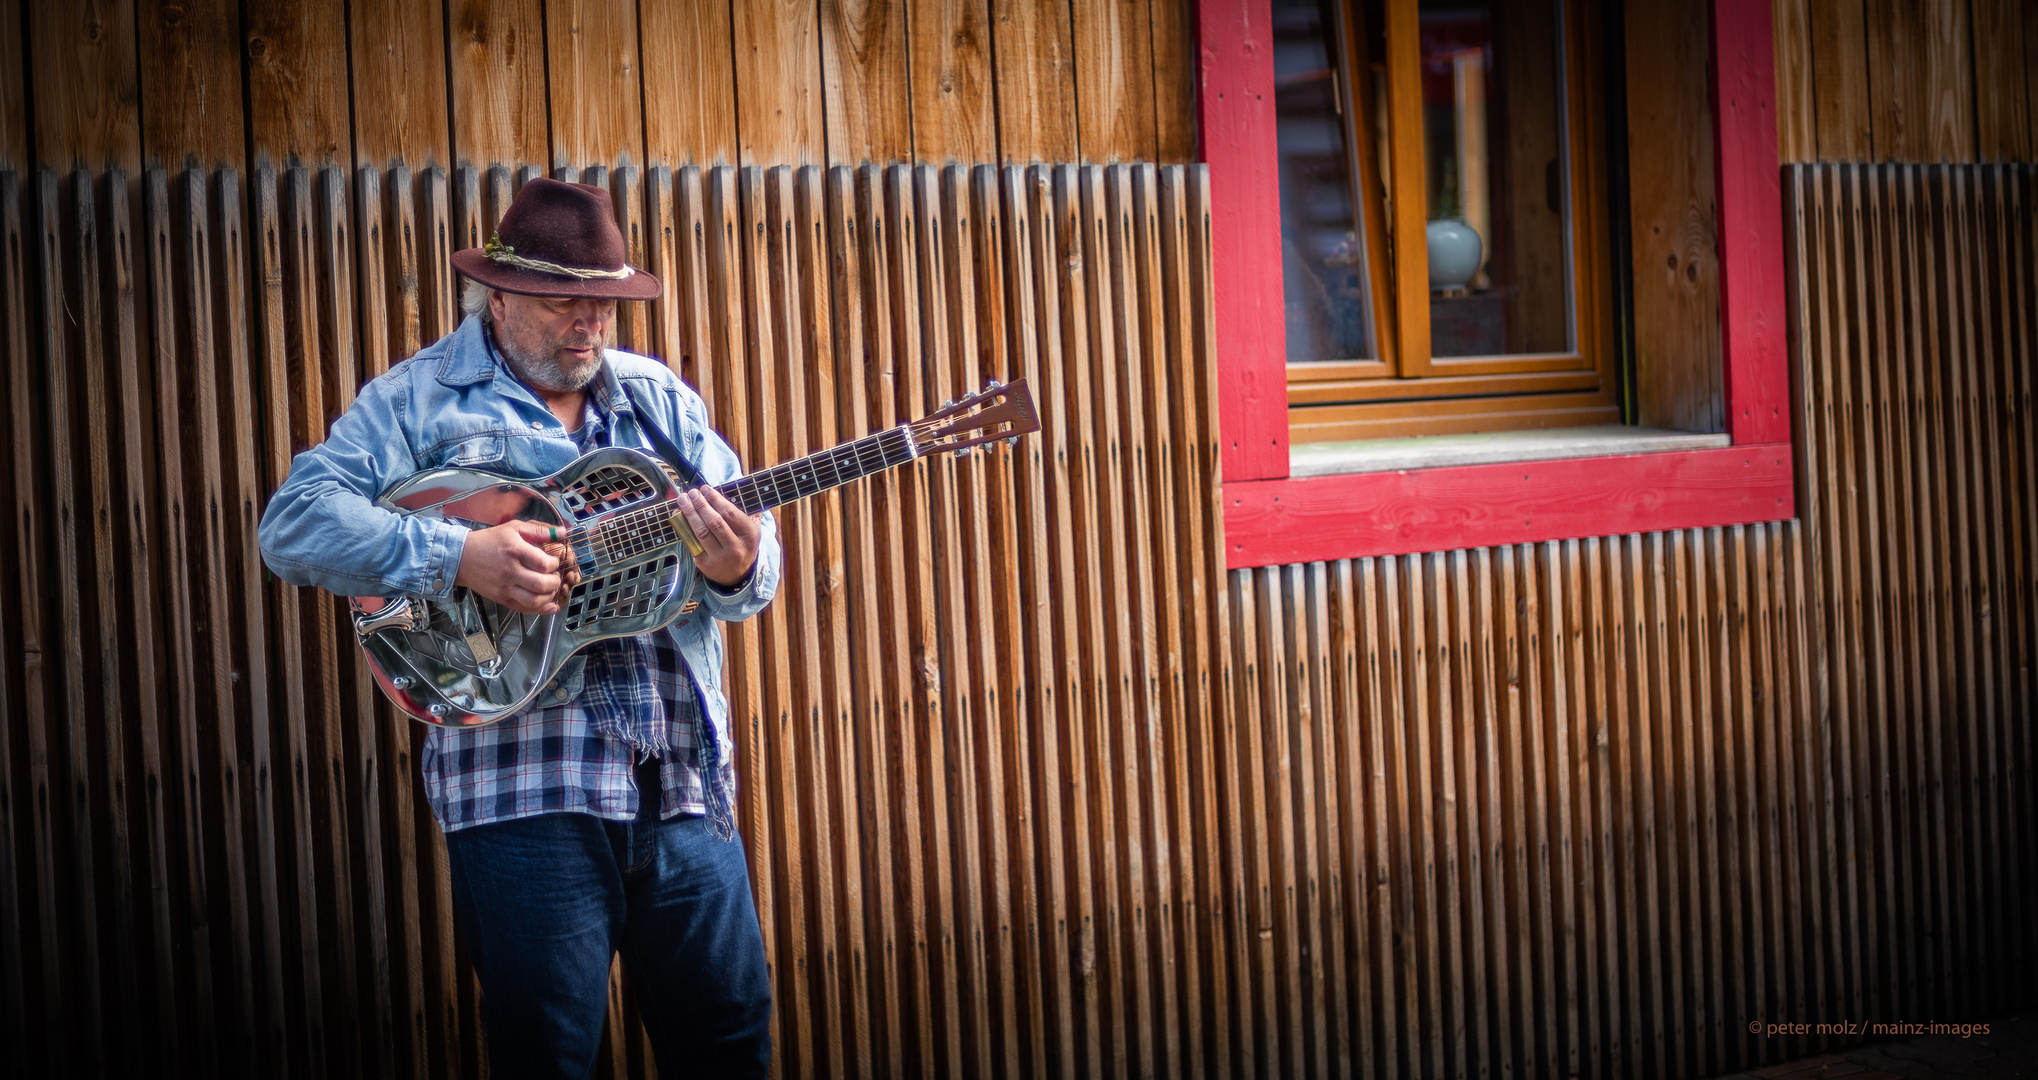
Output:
[4, 153, 2034, 1079]
[0, 0, 1196, 176]
[4, 0, 2037, 1077]
[1772, 0, 2038, 163]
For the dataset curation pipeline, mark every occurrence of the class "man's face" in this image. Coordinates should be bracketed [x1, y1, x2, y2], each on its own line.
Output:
[489, 291, 617, 393]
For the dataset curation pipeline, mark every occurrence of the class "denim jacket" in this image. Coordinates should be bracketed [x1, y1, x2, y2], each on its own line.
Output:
[258, 315, 781, 759]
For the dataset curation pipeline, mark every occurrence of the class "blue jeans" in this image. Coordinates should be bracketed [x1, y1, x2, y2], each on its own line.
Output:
[445, 810, 772, 1079]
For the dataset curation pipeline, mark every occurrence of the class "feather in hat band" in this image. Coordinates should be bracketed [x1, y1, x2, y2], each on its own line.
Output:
[483, 234, 636, 281]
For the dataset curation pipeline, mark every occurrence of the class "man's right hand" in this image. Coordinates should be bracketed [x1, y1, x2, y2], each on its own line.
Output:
[455, 519, 567, 614]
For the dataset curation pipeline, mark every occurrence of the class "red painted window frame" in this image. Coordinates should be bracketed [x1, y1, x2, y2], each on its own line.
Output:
[1198, 0, 1796, 568]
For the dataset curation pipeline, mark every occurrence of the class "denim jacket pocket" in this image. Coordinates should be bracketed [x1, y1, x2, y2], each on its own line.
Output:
[443, 435, 507, 468]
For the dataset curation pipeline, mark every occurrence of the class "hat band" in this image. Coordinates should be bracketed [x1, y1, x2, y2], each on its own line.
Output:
[484, 234, 636, 281]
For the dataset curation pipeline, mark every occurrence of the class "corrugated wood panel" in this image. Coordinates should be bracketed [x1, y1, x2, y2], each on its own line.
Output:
[3, 146, 2034, 1080]
[349, 0, 452, 169]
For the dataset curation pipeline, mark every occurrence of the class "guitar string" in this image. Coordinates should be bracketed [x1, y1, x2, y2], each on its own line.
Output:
[565, 425, 924, 563]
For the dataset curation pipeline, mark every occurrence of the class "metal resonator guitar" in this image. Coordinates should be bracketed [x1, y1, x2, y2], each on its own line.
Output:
[350, 379, 1040, 728]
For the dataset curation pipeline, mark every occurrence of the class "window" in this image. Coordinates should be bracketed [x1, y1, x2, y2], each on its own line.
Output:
[1197, 0, 1795, 567]
[1272, 0, 1619, 442]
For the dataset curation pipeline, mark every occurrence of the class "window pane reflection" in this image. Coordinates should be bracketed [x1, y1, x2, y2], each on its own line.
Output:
[1421, 0, 1573, 357]
[1274, 0, 1382, 363]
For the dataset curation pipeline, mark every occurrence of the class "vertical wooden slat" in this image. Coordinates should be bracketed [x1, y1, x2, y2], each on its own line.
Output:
[931, 163, 1009, 1079]
[543, 0, 643, 171]
[39, 168, 109, 1077]
[8, 170, 63, 1080]
[992, 0, 1080, 164]
[150, 164, 271, 1067]
[136, 0, 247, 172]
[908, 0, 997, 163]
[348, 0, 452, 169]
[250, 165, 331, 1079]
[824, 162, 902, 1078]
[207, 166, 286, 1077]
[1044, 162, 1110, 1080]
[639, 0, 739, 167]
[734, 0, 825, 167]
[0, 169, 33, 1079]
[796, 163, 872, 1080]
[446, 0, 548, 169]
[29, 0, 142, 174]
[1808, 0, 1874, 161]
[741, 163, 809, 1080]
[1772, 0, 1815, 164]
[1128, 163, 1191, 1079]
[1070, 0, 1157, 162]
[1000, 161, 1073, 1079]
[243, 0, 352, 166]
[1626, 0, 1724, 432]
[821, 0, 913, 166]
[1970, 0, 2033, 161]
[0, 7, 23, 170]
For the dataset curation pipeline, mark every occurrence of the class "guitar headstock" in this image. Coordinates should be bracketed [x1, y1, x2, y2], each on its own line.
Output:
[909, 379, 1043, 457]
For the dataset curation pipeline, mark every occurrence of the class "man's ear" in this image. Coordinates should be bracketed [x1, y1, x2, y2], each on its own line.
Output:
[488, 288, 509, 324]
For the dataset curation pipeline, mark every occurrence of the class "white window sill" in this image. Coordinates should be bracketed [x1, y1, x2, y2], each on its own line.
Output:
[1290, 425, 1733, 477]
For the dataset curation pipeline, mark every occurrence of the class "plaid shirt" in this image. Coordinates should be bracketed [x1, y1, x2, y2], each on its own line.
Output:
[418, 393, 723, 833]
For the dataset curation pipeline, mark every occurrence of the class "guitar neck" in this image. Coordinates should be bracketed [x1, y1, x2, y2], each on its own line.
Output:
[714, 425, 919, 515]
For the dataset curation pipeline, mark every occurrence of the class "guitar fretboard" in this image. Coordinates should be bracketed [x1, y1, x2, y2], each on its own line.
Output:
[573, 426, 919, 565]
[718, 426, 918, 515]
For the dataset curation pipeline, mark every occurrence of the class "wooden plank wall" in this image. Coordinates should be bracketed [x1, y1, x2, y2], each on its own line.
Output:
[0, 0, 1196, 177]
[4, 157, 2033, 1080]
[0, 157, 1235, 1079]
[1772, 0, 2038, 163]
[1223, 162, 2038, 1079]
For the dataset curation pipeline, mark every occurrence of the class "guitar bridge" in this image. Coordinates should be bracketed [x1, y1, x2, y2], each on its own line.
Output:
[464, 631, 500, 665]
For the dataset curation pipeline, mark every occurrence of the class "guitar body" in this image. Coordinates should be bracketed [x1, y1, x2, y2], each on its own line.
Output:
[354, 445, 702, 728]
[351, 378, 1040, 728]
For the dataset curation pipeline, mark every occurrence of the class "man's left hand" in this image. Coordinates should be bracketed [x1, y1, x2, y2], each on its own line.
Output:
[678, 485, 763, 589]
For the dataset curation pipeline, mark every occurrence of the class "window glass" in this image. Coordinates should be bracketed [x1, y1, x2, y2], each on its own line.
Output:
[1420, 0, 1572, 357]
[1273, 0, 1382, 363]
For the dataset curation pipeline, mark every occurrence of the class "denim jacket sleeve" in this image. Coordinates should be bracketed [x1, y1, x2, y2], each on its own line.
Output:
[258, 366, 470, 599]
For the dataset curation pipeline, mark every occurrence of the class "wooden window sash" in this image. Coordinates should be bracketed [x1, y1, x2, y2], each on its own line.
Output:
[1299, 0, 1613, 436]
[1290, 367, 1604, 405]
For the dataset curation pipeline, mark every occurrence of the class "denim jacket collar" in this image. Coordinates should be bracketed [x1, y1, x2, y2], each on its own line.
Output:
[438, 315, 640, 439]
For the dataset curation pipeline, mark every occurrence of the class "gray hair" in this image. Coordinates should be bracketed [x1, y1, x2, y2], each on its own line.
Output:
[461, 278, 495, 325]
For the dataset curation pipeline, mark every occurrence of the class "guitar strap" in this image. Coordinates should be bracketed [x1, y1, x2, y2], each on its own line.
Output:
[613, 376, 706, 488]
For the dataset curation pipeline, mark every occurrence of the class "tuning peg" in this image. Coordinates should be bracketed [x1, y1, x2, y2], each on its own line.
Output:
[955, 445, 973, 457]
[943, 399, 956, 409]
[1006, 435, 1019, 447]
[984, 378, 1002, 391]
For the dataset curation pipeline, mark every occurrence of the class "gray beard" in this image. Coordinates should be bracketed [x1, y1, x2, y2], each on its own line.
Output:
[497, 331, 604, 393]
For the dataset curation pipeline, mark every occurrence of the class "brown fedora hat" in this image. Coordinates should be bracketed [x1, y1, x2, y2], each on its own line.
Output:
[450, 177, 661, 301]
